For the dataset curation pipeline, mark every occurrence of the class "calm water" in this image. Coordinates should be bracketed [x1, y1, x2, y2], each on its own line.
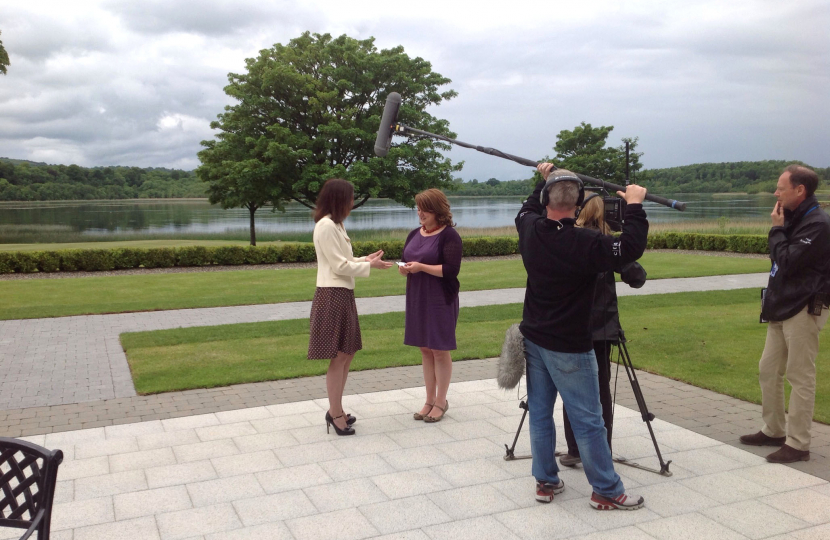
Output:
[0, 194, 778, 235]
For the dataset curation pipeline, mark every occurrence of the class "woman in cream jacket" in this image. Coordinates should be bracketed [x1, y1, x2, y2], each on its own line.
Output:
[308, 178, 392, 436]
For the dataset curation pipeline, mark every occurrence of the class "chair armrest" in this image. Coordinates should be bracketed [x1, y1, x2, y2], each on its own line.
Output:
[17, 510, 43, 540]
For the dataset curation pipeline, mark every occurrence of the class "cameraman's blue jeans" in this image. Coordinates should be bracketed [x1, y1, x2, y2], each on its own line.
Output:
[525, 338, 624, 498]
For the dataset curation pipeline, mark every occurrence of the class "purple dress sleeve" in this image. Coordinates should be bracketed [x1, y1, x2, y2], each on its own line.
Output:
[441, 228, 462, 281]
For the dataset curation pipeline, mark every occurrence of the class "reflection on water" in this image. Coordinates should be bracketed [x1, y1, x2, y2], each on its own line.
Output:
[0, 193, 778, 235]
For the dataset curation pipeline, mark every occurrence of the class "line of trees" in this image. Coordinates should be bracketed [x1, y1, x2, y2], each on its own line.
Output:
[449, 177, 535, 196]
[646, 161, 830, 194]
[0, 160, 206, 201]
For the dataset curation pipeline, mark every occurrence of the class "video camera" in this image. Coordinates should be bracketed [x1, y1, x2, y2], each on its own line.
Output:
[583, 188, 626, 232]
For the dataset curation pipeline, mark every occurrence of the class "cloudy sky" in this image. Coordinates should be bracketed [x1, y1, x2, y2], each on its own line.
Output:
[1, 0, 827, 181]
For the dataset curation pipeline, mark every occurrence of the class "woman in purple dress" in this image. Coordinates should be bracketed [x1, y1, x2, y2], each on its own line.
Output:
[400, 189, 462, 423]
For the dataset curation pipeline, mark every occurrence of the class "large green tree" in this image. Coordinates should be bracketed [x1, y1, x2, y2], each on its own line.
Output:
[0, 30, 9, 75]
[551, 122, 646, 184]
[197, 32, 461, 245]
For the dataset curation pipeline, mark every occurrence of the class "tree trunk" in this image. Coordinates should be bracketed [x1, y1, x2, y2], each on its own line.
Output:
[248, 204, 257, 246]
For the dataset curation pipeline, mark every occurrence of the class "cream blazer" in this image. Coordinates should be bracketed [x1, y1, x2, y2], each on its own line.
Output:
[313, 216, 370, 289]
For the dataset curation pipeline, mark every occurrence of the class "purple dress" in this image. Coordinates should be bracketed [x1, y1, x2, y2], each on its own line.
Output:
[403, 230, 460, 350]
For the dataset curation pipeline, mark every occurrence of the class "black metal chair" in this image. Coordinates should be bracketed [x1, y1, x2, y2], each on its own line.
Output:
[0, 437, 63, 540]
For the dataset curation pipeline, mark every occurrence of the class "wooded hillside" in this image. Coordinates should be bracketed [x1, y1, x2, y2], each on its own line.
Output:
[0, 159, 205, 201]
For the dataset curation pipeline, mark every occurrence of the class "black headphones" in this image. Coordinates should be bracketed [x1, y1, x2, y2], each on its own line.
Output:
[581, 192, 600, 207]
[540, 174, 585, 208]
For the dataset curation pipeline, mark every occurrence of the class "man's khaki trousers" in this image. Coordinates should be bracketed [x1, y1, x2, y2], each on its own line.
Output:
[760, 306, 829, 451]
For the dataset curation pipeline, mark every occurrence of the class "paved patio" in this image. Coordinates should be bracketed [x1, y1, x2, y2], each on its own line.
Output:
[4, 377, 830, 540]
[4, 269, 830, 538]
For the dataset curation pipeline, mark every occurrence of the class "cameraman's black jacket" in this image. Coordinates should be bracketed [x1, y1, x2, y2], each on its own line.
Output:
[592, 262, 647, 343]
[516, 180, 649, 353]
[762, 195, 830, 322]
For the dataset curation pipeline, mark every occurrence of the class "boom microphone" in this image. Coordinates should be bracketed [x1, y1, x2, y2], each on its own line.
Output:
[374, 92, 401, 157]
[374, 96, 687, 211]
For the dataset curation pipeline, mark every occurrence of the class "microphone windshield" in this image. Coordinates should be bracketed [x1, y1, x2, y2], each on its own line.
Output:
[374, 92, 401, 157]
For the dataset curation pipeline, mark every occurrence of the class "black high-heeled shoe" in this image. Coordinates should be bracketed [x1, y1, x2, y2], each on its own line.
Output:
[346, 413, 356, 426]
[325, 411, 355, 436]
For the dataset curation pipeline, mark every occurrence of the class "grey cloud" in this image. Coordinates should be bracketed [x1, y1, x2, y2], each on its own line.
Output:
[103, 0, 315, 37]
[0, 1, 827, 182]
[398, 14, 829, 181]
[3, 8, 114, 61]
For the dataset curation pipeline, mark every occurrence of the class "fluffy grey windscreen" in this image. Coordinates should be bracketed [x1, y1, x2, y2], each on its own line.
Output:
[497, 323, 525, 390]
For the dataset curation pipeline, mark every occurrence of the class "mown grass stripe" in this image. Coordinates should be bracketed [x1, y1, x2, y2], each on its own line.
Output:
[122, 289, 830, 424]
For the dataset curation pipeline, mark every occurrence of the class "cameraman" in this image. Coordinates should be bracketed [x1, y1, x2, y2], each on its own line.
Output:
[559, 193, 647, 468]
[516, 163, 648, 510]
[740, 165, 830, 463]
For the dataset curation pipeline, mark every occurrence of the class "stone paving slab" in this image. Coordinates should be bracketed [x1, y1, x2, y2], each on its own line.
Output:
[2, 357, 828, 482]
[0, 273, 768, 410]
[3, 377, 828, 540]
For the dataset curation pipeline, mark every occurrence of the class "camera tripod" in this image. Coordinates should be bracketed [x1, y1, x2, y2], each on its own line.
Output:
[503, 330, 673, 477]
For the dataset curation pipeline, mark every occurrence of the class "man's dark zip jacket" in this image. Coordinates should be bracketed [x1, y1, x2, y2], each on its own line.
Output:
[515, 180, 649, 353]
[762, 195, 830, 322]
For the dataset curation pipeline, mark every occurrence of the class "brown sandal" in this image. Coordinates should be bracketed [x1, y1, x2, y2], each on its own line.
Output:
[414, 403, 434, 421]
[424, 400, 449, 423]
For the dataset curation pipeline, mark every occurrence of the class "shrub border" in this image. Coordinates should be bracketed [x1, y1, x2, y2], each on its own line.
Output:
[0, 233, 768, 274]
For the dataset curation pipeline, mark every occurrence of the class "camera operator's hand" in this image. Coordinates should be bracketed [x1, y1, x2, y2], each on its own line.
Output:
[537, 162, 555, 181]
[771, 201, 785, 227]
[366, 250, 393, 270]
[617, 184, 647, 205]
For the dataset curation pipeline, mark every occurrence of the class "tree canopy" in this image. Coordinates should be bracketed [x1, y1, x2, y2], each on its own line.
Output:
[0, 30, 9, 75]
[197, 31, 461, 244]
[550, 122, 645, 184]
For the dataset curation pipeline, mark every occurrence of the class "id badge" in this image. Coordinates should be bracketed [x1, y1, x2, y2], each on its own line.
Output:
[770, 262, 778, 277]
[760, 288, 768, 324]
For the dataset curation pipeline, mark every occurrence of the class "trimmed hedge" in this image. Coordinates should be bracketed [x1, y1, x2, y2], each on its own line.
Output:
[647, 233, 769, 254]
[0, 232, 770, 274]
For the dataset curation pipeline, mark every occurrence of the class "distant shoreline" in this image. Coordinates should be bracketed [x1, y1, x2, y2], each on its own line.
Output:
[0, 192, 782, 205]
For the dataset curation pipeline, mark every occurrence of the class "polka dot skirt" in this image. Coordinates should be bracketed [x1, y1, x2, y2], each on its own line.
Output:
[307, 287, 363, 359]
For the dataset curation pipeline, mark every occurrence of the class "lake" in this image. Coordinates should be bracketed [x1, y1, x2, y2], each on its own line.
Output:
[0, 193, 778, 236]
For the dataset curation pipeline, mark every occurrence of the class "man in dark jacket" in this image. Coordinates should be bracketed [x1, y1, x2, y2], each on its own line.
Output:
[740, 165, 830, 463]
[516, 163, 649, 510]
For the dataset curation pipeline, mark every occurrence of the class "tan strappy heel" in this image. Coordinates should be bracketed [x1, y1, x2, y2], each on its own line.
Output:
[424, 400, 449, 423]
[413, 403, 434, 421]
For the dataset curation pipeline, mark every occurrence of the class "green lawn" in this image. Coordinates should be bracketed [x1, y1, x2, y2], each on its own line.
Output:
[0, 252, 770, 320]
[121, 289, 830, 423]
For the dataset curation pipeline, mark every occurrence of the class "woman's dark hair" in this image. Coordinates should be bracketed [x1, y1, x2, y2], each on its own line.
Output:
[314, 178, 354, 223]
[415, 189, 455, 227]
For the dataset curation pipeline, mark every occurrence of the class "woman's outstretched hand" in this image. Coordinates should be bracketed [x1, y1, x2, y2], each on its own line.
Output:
[366, 250, 393, 269]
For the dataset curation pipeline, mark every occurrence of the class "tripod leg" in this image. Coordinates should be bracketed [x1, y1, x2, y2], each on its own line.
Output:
[504, 401, 533, 460]
[613, 335, 673, 476]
